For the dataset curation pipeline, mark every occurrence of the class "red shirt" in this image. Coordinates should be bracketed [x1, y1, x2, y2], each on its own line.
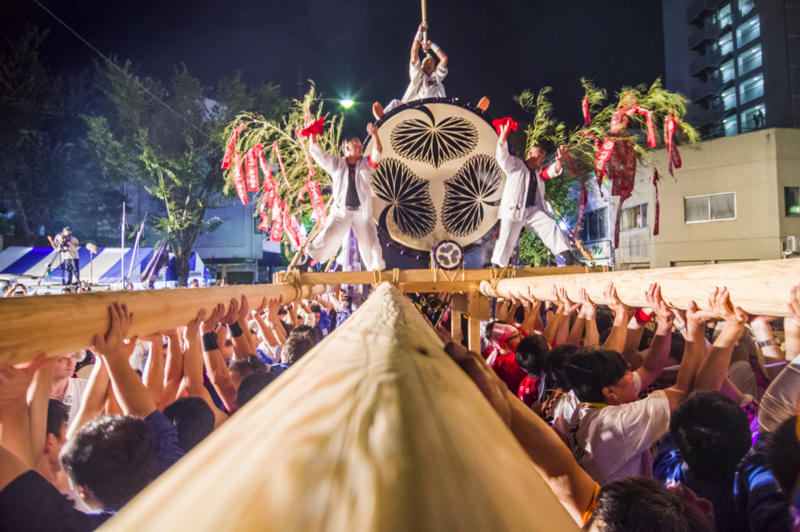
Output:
[518, 375, 540, 407]
[490, 353, 528, 394]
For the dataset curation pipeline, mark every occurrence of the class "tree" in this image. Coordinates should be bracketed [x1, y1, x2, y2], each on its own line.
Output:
[85, 62, 289, 285]
[0, 27, 123, 246]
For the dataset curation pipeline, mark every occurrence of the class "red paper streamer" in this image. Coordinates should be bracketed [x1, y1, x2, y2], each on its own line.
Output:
[653, 170, 660, 236]
[573, 175, 588, 239]
[269, 198, 284, 242]
[272, 142, 294, 191]
[244, 148, 260, 192]
[232, 151, 248, 205]
[306, 180, 327, 228]
[283, 212, 305, 248]
[295, 128, 316, 178]
[221, 124, 245, 169]
[257, 211, 271, 232]
[492, 117, 518, 136]
[664, 112, 683, 176]
[595, 138, 616, 177]
[582, 97, 591, 128]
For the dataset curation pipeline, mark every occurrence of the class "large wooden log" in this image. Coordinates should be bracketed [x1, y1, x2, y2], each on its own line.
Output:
[480, 259, 800, 317]
[98, 282, 578, 532]
[0, 283, 326, 366]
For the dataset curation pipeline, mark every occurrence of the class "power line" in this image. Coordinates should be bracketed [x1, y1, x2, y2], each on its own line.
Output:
[32, 0, 214, 142]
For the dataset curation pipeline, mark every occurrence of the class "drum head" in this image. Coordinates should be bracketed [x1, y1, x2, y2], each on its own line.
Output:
[366, 99, 504, 252]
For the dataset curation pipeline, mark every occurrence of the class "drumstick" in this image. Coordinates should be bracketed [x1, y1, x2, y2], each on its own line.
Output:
[421, 0, 427, 42]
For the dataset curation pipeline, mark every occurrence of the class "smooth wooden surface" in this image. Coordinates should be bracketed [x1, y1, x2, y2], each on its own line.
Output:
[99, 283, 579, 532]
[467, 287, 482, 352]
[480, 259, 800, 316]
[451, 293, 467, 342]
[0, 283, 326, 366]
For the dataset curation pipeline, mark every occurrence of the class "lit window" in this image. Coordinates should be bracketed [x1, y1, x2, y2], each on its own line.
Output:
[739, 75, 764, 105]
[740, 104, 766, 131]
[723, 115, 738, 136]
[684, 192, 737, 223]
[719, 33, 734, 55]
[721, 60, 736, 82]
[621, 204, 648, 231]
[717, 4, 732, 28]
[736, 15, 760, 48]
[721, 87, 737, 110]
[740, 0, 755, 17]
[785, 187, 800, 217]
[579, 208, 608, 243]
[738, 44, 762, 75]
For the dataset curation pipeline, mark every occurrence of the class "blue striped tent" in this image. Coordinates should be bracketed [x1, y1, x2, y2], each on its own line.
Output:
[0, 247, 211, 287]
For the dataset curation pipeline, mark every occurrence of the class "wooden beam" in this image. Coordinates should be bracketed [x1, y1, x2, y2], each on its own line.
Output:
[0, 283, 326, 366]
[480, 259, 800, 317]
[467, 285, 488, 353]
[450, 293, 467, 343]
[99, 283, 579, 532]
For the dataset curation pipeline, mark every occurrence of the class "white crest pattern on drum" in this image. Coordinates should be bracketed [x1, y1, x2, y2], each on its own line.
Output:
[367, 99, 505, 253]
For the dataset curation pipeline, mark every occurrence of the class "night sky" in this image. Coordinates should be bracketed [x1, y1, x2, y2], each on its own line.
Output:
[2, 0, 665, 136]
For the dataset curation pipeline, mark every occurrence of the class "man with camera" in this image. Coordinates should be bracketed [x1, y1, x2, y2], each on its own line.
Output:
[47, 227, 81, 286]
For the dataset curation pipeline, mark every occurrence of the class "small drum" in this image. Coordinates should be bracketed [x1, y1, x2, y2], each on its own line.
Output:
[365, 99, 505, 253]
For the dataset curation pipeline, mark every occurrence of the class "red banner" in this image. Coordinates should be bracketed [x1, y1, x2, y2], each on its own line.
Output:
[269, 198, 284, 242]
[594, 138, 616, 177]
[244, 148, 260, 192]
[272, 142, 294, 191]
[629, 107, 657, 148]
[306, 180, 327, 228]
[295, 128, 316, 178]
[664, 112, 682, 176]
[653, 170, 660, 236]
[221, 124, 245, 169]
[232, 151, 248, 205]
[299, 117, 325, 138]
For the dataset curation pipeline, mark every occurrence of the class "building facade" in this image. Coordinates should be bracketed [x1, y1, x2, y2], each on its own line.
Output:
[663, 0, 800, 139]
[573, 128, 800, 269]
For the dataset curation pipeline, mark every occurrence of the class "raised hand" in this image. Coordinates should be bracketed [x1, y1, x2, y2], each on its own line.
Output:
[236, 295, 250, 322]
[707, 287, 748, 325]
[202, 303, 225, 334]
[604, 282, 630, 317]
[578, 287, 596, 320]
[367, 123, 379, 137]
[93, 303, 133, 361]
[252, 297, 267, 316]
[221, 298, 240, 326]
[558, 287, 581, 316]
[186, 308, 205, 340]
[788, 284, 800, 325]
[644, 283, 673, 327]
[556, 145, 569, 164]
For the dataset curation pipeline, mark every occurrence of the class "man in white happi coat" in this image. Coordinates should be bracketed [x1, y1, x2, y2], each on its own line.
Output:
[491, 122, 574, 267]
[372, 23, 449, 119]
[307, 124, 386, 271]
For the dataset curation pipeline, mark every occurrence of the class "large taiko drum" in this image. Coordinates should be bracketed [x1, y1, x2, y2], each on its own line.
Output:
[365, 99, 504, 252]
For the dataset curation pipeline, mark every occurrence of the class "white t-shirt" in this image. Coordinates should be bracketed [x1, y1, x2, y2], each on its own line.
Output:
[551, 390, 581, 434]
[62, 378, 88, 427]
[53, 234, 79, 260]
[562, 373, 671, 486]
[729, 360, 766, 402]
[758, 357, 800, 433]
[402, 60, 448, 103]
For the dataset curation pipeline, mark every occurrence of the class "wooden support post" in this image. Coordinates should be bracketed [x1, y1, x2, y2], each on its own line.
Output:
[450, 293, 467, 343]
[0, 283, 327, 366]
[479, 259, 800, 317]
[467, 285, 489, 353]
[98, 283, 579, 532]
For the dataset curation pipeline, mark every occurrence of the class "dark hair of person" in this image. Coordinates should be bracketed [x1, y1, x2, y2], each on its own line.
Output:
[670, 391, 751, 485]
[291, 324, 319, 344]
[766, 415, 800, 499]
[46, 399, 69, 438]
[515, 335, 550, 378]
[283, 333, 315, 365]
[61, 415, 157, 510]
[236, 371, 277, 408]
[309, 303, 321, 313]
[669, 332, 686, 364]
[513, 305, 526, 324]
[428, 298, 443, 310]
[229, 355, 267, 380]
[542, 344, 578, 393]
[277, 306, 288, 316]
[594, 477, 714, 532]
[564, 347, 627, 403]
[341, 134, 360, 152]
[163, 397, 215, 454]
[595, 306, 616, 336]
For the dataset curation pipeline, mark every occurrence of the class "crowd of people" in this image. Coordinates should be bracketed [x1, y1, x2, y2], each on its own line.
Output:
[0, 279, 799, 532]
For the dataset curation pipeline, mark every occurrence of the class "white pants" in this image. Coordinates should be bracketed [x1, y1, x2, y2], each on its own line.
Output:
[384, 99, 403, 113]
[307, 210, 386, 271]
[492, 204, 571, 267]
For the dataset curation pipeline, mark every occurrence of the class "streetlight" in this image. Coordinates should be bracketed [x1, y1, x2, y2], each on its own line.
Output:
[319, 98, 355, 109]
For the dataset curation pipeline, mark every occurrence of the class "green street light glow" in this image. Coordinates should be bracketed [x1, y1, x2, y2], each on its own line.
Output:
[340, 99, 355, 109]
